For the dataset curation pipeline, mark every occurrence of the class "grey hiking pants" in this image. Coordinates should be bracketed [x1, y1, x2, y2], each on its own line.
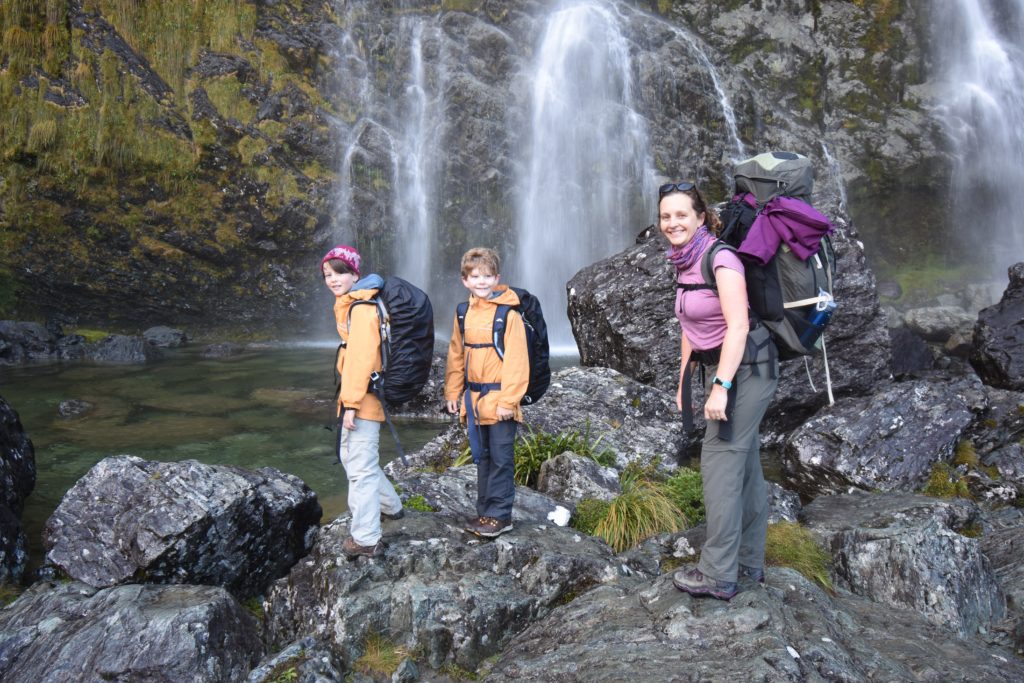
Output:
[697, 353, 778, 584]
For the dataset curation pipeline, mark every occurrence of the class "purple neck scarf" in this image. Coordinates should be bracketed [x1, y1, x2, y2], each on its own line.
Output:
[666, 225, 713, 271]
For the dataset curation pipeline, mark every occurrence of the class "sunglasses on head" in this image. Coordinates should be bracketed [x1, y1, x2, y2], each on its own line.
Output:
[658, 181, 696, 197]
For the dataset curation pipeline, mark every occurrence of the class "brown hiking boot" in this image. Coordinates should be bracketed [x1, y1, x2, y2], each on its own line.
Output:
[381, 508, 405, 522]
[342, 536, 386, 560]
[469, 517, 513, 538]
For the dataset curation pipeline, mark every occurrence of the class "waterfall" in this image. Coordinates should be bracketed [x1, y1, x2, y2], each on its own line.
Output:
[934, 0, 1024, 277]
[515, 0, 654, 351]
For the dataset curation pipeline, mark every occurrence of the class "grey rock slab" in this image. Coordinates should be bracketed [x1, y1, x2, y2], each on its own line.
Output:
[0, 395, 35, 583]
[903, 305, 977, 342]
[143, 325, 188, 348]
[971, 262, 1024, 391]
[85, 334, 162, 363]
[0, 581, 263, 683]
[246, 636, 345, 683]
[536, 451, 620, 506]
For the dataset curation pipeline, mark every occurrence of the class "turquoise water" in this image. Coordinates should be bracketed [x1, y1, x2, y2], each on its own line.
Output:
[0, 346, 444, 570]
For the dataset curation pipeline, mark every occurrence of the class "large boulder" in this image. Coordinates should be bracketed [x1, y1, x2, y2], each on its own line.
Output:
[781, 375, 985, 498]
[971, 262, 1024, 390]
[85, 334, 162, 363]
[536, 452, 621, 506]
[977, 507, 1024, 653]
[0, 395, 35, 583]
[142, 325, 188, 348]
[0, 581, 263, 683]
[264, 511, 631, 673]
[485, 568, 1023, 682]
[44, 455, 321, 598]
[0, 322, 57, 364]
[567, 222, 891, 443]
[903, 305, 976, 343]
[801, 492, 1005, 638]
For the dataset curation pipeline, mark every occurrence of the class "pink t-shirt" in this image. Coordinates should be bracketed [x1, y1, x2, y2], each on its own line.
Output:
[674, 244, 744, 351]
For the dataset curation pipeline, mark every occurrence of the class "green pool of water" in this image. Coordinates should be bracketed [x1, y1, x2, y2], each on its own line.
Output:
[0, 346, 444, 571]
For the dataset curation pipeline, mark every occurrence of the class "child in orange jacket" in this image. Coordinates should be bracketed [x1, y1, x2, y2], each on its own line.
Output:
[444, 247, 529, 538]
[322, 245, 403, 559]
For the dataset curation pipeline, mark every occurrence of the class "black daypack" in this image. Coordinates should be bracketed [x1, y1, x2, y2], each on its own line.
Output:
[716, 151, 836, 361]
[346, 276, 435, 406]
[456, 286, 551, 405]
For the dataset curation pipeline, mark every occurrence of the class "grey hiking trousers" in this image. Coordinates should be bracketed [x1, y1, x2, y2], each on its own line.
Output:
[697, 347, 778, 584]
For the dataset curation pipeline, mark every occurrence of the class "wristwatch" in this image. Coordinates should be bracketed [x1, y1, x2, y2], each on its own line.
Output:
[712, 376, 733, 390]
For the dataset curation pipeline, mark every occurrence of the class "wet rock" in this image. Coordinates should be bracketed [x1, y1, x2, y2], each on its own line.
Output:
[86, 334, 162, 363]
[767, 482, 801, 524]
[202, 342, 246, 358]
[0, 581, 263, 683]
[567, 225, 890, 443]
[944, 324, 975, 358]
[801, 492, 1004, 638]
[485, 568, 1023, 682]
[57, 399, 94, 420]
[903, 305, 976, 342]
[536, 452, 621, 506]
[781, 375, 985, 498]
[0, 321, 57, 364]
[889, 325, 934, 377]
[971, 262, 1024, 390]
[143, 325, 188, 348]
[0, 395, 35, 583]
[44, 455, 321, 599]
[978, 507, 1024, 652]
[264, 511, 626, 673]
[246, 636, 344, 683]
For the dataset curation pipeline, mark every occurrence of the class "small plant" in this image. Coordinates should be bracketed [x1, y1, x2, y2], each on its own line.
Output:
[664, 467, 705, 524]
[571, 498, 611, 535]
[353, 631, 407, 679]
[0, 583, 24, 607]
[953, 440, 979, 468]
[513, 422, 617, 487]
[453, 445, 473, 468]
[242, 596, 264, 620]
[922, 462, 971, 499]
[439, 662, 481, 681]
[405, 494, 436, 512]
[764, 522, 833, 591]
[593, 473, 687, 552]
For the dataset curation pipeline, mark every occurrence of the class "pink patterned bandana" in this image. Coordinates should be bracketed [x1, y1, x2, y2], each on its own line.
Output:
[666, 225, 713, 271]
[320, 245, 361, 276]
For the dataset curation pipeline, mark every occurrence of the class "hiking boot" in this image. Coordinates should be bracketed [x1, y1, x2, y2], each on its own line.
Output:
[381, 508, 405, 522]
[739, 564, 765, 585]
[467, 516, 513, 538]
[342, 536, 386, 560]
[672, 568, 738, 600]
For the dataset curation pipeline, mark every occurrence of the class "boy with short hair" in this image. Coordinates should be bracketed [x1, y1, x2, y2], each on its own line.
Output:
[321, 245, 404, 559]
[445, 247, 529, 537]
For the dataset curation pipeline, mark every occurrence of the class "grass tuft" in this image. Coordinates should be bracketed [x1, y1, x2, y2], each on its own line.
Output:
[593, 474, 687, 552]
[353, 631, 408, 679]
[922, 462, 972, 499]
[765, 522, 833, 590]
[514, 422, 615, 487]
[571, 498, 611, 535]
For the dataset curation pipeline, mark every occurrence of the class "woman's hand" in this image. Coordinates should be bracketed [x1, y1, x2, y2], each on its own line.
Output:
[704, 384, 729, 422]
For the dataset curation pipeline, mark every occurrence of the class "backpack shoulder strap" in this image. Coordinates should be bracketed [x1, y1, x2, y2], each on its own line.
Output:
[676, 241, 734, 294]
[456, 301, 469, 340]
[492, 304, 511, 361]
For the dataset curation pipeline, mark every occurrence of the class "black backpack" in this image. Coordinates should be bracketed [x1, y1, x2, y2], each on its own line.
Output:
[338, 276, 434, 407]
[456, 286, 551, 405]
[716, 152, 836, 360]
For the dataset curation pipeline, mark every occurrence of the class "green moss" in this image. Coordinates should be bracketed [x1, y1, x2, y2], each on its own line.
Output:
[765, 522, 833, 591]
[242, 596, 264, 620]
[571, 498, 611, 535]
[664, 467, 705, 525]
[922, 462, 972, 499]
[958, 521, 983, 538]
[405, 494, 436, 513]
[0, 583, 24, 607]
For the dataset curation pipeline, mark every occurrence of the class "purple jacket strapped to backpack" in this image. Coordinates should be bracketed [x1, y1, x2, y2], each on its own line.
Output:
[734, 193, 834, 266]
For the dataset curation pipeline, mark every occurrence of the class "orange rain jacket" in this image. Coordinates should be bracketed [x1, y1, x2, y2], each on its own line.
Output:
[333, 287, 385, 422]
[444, 285, 529, 424]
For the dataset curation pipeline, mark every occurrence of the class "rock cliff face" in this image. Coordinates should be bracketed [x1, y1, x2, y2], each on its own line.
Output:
[0, 395, 35, 583]
[1, 0, 949, 332]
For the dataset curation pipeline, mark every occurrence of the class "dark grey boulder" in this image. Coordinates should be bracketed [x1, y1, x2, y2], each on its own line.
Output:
[767, 482, 801, 524]
[781, 375, 986, 498]
[971, 262, 1024, 390]
[143, 325, 188, 348]
[889, 325, 934, 377]
[537, 452, 620, 506]
[522, 365, 692, 469]
[44, 455, 321, 598]
[0, 581, 263, 683]
[485, 567, 1023, 682]
[85, 334, 162, 363]
[391, 466, 564, 525]
[801, 492, 1004, 638]
[264, 511, 627, 673]
[0, 395, 35, 583]
[567, 224, 891, 442]
[0, 321, 57, 364]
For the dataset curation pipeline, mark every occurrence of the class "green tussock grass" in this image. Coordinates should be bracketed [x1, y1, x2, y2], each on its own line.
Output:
[592, 473, 687, 552]
[571, 498, 611, 536]
[765, 522, 833, 591]
[953, 440, 979, 468]
[513, 422, 615, 488]
[353, 631, 408, 679]
[922, 462, 972, 499]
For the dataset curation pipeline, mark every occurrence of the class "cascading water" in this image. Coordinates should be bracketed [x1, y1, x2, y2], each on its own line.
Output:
[820, 141, 848, 216]
[514, 0, 654, 351]
[934, 0, 1024, 278]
